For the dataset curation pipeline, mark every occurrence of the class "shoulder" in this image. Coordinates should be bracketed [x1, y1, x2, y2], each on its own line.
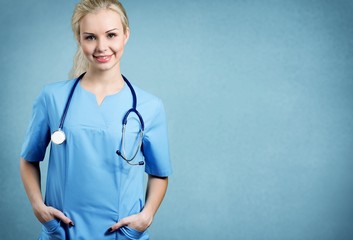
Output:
[42, 79, 76, 96]
[132, 83, 164, 111]
[129, 83, 167, 124]
[38, 79, 77, 103]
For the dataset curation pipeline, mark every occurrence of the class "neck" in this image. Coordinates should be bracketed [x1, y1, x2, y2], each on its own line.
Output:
[80, 66, 125, 96]
[84, 65, 123, 86]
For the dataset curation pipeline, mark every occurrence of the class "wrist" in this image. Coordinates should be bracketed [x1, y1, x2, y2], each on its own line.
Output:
[140, 209, 154, 226]
[32, 201, 46, 213]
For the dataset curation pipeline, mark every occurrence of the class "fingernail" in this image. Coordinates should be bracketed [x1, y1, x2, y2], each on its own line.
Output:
[69, 222, 75, 227]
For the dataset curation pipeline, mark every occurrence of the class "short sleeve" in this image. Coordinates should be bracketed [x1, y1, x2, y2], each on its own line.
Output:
[142, 100, 172, 177]
[20, 88, 51, 162]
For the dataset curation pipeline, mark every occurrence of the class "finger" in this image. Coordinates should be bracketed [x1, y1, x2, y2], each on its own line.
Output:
[108, 218, 129, 233]
[50, 207, 74, 226]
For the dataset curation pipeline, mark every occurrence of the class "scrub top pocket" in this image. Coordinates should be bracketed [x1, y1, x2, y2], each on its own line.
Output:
[39, 219, 66, 240]
[119, 226, 148, 240]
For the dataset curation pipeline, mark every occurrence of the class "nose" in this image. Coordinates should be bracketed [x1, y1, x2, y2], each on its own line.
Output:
[96, 38, 108, 52]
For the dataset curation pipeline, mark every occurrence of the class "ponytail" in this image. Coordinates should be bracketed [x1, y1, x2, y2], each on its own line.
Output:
[69, 46, 88, 78]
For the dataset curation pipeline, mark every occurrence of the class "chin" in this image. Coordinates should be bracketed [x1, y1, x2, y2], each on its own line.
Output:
[89, 58, 117, 69]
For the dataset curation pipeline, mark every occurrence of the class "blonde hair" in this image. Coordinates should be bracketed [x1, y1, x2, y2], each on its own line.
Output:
[69, 0, 129, 78]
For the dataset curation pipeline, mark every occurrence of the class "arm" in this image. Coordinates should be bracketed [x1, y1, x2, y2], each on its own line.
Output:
[109, 175, 169, 232]
[20, 158, 73, 225]
[142, 175, 169, 224]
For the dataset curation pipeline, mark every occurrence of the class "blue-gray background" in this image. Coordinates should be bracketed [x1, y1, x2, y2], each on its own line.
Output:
[1, 0, 353, 239]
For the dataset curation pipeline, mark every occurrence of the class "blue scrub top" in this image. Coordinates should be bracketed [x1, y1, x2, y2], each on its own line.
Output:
[21, 77, 172, 240]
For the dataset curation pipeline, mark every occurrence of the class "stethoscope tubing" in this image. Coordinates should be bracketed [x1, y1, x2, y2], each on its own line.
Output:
[58, 72, 85, 130]
[52, 72, 145, 165]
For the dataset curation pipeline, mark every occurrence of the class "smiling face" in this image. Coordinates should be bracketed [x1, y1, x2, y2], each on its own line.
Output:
[79, 9, 129, 73]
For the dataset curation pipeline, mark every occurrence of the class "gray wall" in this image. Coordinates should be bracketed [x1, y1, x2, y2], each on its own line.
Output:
[1, 0, 353, 239]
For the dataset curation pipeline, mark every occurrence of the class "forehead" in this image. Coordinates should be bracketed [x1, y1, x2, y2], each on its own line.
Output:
[80, 9, 123, 33]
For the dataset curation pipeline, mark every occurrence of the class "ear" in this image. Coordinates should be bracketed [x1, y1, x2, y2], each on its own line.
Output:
[124, 28, 130, 45]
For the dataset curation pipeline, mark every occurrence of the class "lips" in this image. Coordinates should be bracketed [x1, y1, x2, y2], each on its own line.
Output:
[94, 54, 113, 63]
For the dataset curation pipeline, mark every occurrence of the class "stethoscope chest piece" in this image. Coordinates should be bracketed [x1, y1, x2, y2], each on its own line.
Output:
[51, 129, 66, 145]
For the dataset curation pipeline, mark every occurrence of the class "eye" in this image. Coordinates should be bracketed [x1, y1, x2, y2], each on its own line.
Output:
[84, 35, 96, 41]
[107, 33, 117, 39]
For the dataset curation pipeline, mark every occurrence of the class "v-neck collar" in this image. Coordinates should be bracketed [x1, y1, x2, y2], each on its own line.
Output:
[77, 80, 127, 107]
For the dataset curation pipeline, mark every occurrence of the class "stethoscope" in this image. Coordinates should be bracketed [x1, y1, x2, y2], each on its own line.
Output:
[51, 72, 145, 166]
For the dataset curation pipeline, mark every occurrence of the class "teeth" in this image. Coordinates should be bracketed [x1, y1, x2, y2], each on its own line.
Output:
[95, 55, 111, 62]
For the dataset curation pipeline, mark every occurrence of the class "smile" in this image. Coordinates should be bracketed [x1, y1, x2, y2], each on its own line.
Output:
[94, 54, 113, 63]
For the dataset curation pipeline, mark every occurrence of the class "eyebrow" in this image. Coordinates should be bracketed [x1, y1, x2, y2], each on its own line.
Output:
[83, 28, 119, 35]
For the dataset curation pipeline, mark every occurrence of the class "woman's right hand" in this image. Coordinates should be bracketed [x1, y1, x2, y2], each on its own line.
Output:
[20, 159, 74, 227]
[34, 203, 74, 226]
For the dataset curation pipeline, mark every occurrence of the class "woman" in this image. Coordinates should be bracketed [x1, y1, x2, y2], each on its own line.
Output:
[20, 0, 172, 239]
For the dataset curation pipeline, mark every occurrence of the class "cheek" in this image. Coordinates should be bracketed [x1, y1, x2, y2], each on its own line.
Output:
[111, 39, 125, 53]
[80, 42, 94, 56]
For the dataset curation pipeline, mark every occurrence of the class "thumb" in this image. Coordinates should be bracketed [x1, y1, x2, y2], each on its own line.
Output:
[50, 207, 74, 226]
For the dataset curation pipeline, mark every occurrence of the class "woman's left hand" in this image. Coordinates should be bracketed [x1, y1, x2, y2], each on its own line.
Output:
[108, 211, 153, 233]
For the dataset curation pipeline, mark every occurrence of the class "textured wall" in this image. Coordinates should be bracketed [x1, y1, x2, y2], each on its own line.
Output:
[1, 0, 353, 239]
